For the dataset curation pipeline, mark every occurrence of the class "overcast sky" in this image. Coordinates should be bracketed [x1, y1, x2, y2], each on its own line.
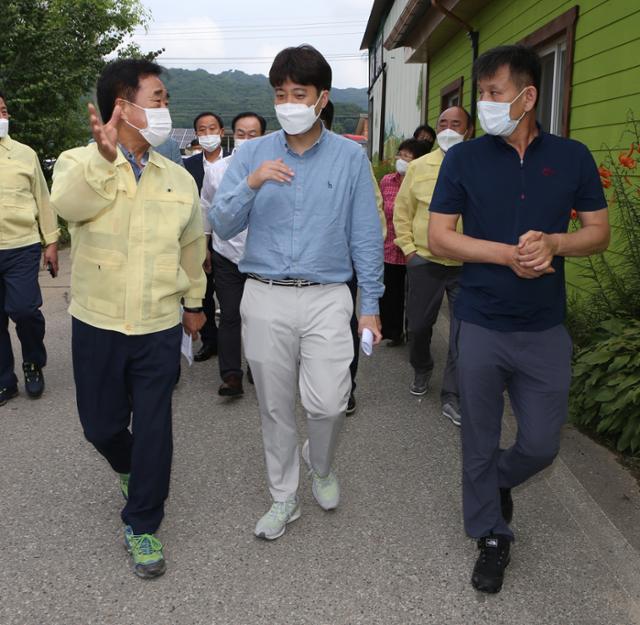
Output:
[129, 0, 374, 88]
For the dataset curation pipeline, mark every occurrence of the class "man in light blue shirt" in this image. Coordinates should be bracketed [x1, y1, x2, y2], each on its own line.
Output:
[211, 44, 383, 541]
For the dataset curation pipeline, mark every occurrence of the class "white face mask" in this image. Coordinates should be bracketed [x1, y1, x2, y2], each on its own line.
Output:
[198, 133, 221, 153]
[477, 87, 529, 137]
[234, 138, 248, 150]
[124, 101, 173, 147]
[437, 128, 464, 152]
[395, 158, 409, 175]
[0, 118, 8, 138]
[275, 92, 324, 135]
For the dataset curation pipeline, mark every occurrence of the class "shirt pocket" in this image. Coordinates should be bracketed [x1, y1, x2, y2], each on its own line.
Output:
[1, 186, 37, 234]
[88, 183, 128, 235]
[150, 253, 189, 318]
[73, 245, 126, 318]
[143, 192, 193, 243]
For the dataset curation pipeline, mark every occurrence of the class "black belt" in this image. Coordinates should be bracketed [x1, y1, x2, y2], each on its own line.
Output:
[247, 273, 320, 288]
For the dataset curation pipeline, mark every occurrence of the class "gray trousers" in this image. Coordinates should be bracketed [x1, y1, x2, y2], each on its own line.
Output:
[457, 321, 573, 540]
[406, 256, 460, 403]
[240, 279, 353, 502]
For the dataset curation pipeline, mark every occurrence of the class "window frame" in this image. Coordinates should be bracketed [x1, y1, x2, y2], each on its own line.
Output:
[519, 6, 579, 137]
[440, 76, 464, 112]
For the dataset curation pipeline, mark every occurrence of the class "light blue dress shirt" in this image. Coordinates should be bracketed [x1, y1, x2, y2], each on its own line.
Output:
[210, 126, 384, 315]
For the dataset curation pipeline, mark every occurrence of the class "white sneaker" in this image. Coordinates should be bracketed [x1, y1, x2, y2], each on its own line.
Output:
[442, 402, 462, 427]
[301, 439, 340, 511]
[254, 498, 301, 540]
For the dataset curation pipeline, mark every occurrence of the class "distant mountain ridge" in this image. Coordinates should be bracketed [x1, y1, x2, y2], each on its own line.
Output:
[163, 68, 367, 134]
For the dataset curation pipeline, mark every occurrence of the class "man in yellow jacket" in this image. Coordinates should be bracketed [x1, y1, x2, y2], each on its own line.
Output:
[51, 59, 206, 579]
[0, 92, 59, 405]
[393, 106, 472, 426]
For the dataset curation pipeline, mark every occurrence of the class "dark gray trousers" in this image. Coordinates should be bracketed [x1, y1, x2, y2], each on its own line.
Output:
[212, 250, 246, 381]
[457, 321, 572, 540]
[406, 256, 460, 403]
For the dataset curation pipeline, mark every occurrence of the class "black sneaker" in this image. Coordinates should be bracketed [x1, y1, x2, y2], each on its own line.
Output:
[22, 363, 44, 398]
[0, 386, 18, 406]
[194, 342, 217, 362]
[346, 394, 356, 416]
[500, 488, 513, 524]
[471, 534, 511, 593]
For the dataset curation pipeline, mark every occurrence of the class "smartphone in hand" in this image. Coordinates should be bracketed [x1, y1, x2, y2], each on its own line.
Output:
[46, 261, 57, 278]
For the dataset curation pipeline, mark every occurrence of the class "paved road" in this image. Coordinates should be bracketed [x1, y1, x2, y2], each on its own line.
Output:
[2, 250, 640, 625]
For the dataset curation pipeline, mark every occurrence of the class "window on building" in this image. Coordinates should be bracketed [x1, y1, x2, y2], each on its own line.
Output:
[519, 6, 578, 137]
[537, 39, 567, 135]
[440, 77, 463, 112]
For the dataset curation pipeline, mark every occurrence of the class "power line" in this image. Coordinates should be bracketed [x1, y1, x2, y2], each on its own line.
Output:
[138, 32, 363, 42]
[133, 19, 366, 34]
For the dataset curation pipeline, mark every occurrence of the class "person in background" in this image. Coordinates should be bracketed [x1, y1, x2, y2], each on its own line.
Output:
[154, 135, 184, 166]
[212, 45, 383, 541]
[185, 138, 202, 158]
[185, 111, 225, 362]
[413, 123, 436, 152]
[378, 138, 430, 346]
[394, 106, 473, 427]
[201, 111, 267, 397]
[51, 59, 206, 579]
[428, 45, 609, 594]
[0, 91, 59, 406]
[319, 100, 385, 415]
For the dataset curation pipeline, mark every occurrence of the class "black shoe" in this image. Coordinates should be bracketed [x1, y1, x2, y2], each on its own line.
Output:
[500, 488, 513, 524]
[386, 337, 404, 347]
[218, 374, 244, 397]
[0, 386, 18, 406]
[346, 394, 356, 416]
[410, 372, 430, 396]
[247, 366, 254, 385]
[22, 363, 44, 398]
[194, 343, 217, 362]
[471, 534, 511, 594]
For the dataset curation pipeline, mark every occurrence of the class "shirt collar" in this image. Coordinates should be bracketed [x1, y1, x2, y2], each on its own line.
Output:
[279, 122, 328, 156]
[0, 135, 14, 151]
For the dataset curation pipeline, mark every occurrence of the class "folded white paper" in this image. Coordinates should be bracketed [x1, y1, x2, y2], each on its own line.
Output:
[361, 328, 374, 356]
[181, 330, 194, 366]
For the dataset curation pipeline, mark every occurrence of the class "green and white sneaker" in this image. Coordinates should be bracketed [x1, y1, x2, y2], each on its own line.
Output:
[254, 498, 301, 540]
[124, 526, 166, 579]
[301, 439, 340, 511]
[119, 473, 130, 500]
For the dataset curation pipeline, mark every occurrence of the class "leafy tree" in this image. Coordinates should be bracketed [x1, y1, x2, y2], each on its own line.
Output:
[0, 0, 152, 166]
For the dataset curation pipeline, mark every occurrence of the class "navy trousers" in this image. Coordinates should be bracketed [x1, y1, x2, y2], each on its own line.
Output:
[347, 277, 359, 394]
[0, 243, 46, 389]
[457, 321, 572, 540]
[72, 318, 181, 534]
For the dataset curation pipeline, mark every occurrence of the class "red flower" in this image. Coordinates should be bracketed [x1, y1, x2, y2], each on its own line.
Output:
[602, 178, 612, 189]
[619, 145, 637, 169]
[570, 208, 578, 220]
[598, 165, 612, 178]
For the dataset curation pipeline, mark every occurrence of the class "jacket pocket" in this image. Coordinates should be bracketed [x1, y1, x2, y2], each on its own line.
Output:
[72, 245, 126, 318]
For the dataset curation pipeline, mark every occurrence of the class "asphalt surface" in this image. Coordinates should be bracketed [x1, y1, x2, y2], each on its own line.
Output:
[2, 249, 640, 625]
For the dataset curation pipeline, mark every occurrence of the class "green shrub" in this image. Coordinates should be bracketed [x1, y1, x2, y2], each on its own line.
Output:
[570, 317, 640, 453]
[372, 159, 394, 182]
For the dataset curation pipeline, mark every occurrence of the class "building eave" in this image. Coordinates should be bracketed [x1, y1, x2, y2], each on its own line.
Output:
[360, 0, 396, 50]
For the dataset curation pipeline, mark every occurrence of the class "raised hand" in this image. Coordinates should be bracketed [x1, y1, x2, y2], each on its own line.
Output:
[88, 102, 121, 163]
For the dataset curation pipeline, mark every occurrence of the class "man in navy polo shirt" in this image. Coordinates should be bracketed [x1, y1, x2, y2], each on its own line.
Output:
[428, 45, 609, 594]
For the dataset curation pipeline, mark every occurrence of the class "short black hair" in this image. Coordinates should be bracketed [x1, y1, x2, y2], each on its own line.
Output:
[269, 44, 332, 94]
[319, 100, 334, 130]
[0, 91, 5, 102]
[473, 44, 541, 103]
[413, 124, 436, 141]
[193, 112, 224, 132]
[398, 138, 431, 160]
[231, 112, 267, 135]
[96, 59, 163, 122]
[190, 138, 199, 147]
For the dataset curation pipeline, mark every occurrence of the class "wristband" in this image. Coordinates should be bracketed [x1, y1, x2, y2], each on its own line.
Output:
[183, 306, 204, 313]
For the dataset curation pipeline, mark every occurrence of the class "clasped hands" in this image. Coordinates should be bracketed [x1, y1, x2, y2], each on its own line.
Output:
[508, 230, 558, 279]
